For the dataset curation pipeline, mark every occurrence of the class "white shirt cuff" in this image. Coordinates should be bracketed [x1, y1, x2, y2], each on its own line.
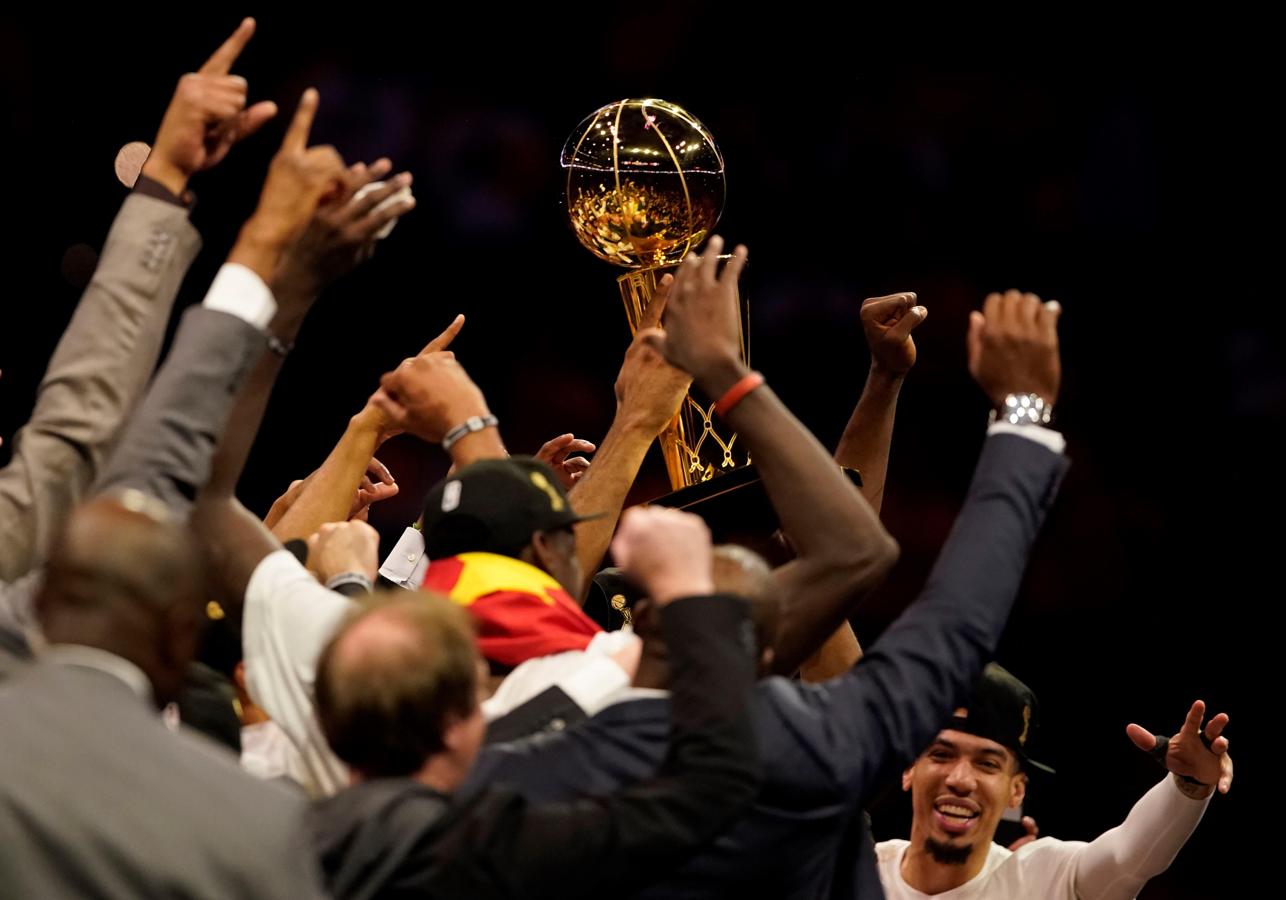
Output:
[379, 526, 429, 589]
[203, 263, 277, 330]
[559, 653, 633, 716]
[987, 422, 1066, 455]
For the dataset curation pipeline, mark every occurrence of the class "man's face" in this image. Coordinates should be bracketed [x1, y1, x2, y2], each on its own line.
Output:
[903, 728, 1027, 862]
[440, 653, 490, 787]
[540, 526, 584, 601]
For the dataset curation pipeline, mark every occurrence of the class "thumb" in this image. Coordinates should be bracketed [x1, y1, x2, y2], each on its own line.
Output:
[1126, 723, 1158, 753]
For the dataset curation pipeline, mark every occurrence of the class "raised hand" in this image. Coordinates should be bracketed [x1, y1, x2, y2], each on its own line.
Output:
[860, 292, 926, 376]
[966, 290, 1062, 410]
[143, 18, 277, 196]
[1127, 700, 1232, 798]
[639, 235, 750, 397]
[535, 434, 596, 489]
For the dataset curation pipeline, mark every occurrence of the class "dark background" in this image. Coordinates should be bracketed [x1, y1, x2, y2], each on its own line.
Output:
[3, 10, 1275, 895]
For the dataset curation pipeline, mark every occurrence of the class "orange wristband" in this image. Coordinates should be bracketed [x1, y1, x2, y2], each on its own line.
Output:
[715, 371, 764, 417]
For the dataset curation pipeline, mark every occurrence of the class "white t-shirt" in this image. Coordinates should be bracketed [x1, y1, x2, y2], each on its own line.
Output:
[242, 549, 356, 798]
[876, 776, 1210, 900]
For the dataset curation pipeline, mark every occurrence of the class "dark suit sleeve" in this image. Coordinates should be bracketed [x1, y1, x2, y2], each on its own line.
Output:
[429, 593, 761, 899]
[484, 686, 588, 745]
[805, 433, 1069, 801]
[93, 306, 265, 517]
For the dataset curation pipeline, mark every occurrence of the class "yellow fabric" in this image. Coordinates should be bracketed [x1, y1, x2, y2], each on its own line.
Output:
[444, 553, 565, 607]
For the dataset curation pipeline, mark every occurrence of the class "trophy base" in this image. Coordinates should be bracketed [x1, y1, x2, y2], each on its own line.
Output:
[582, 465, 864, 632]
[649, 464, 863, 549]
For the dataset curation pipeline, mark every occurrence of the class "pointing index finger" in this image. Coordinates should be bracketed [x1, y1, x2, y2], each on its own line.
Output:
[199, 17, 256, 76]
[283, 88, 320, 153]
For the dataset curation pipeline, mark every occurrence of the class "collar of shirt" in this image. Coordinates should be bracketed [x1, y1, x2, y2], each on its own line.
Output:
[601, 685, 671, 709]
[42, 644, 153, 704]
[379, 526, 429, 588]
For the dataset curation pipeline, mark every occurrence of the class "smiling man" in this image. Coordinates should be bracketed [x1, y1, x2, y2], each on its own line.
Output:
[877, 664, 1231, 899]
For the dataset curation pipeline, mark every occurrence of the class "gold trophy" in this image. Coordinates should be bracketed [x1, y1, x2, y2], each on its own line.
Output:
[561, 98, 751, 493]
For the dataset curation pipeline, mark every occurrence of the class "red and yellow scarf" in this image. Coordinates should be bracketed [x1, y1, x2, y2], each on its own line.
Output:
[420, 552, 601, 667]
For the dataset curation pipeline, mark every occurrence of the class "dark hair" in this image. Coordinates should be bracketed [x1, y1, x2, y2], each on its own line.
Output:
[315, 592, 479, 778]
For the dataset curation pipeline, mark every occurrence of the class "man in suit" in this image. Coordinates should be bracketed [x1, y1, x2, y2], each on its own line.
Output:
[471, 255, 1069, 898]
[0, 34, 373, 896]
[0, 492, 323, 898]
[0, 20, 284, 674]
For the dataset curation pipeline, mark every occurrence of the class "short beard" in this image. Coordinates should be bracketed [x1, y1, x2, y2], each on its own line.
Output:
[925, 836, 973, 866]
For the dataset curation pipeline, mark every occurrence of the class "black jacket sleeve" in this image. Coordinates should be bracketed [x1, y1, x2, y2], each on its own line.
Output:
[428, 592, 761, 899]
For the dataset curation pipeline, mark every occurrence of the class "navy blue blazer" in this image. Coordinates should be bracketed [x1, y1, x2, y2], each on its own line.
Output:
[470, 433, 1068, 899]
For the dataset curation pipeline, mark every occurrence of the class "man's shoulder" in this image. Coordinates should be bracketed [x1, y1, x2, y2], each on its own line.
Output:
[988, 836, 1086, 886]
[875, 838, 911, 863]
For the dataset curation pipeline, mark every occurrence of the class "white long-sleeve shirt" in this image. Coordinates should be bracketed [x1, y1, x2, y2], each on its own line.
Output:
[877, 775, 1211, 899]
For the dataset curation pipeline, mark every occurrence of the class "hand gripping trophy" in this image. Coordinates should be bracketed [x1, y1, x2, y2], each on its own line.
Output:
[561, 98, 752, 493]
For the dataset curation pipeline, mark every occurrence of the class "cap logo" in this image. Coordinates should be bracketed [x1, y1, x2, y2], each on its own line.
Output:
[529, 471, 565, 511]
[442, 480, 462, 512]
[1019, 704, 1032, 746]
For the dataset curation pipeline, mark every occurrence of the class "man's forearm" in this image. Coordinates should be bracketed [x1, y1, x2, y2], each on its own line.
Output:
[566, 415, 655, 597]
[702, 362, 898, 676]
[799, 626, 863, 682]
[1074, 775, 1211, 900]
[271, 411, 382, 541]
[834, 368, 904, 513]
[801, 367, 906, 680]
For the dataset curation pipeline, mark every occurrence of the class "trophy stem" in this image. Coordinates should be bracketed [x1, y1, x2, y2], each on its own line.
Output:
[617, 264, 749, 491]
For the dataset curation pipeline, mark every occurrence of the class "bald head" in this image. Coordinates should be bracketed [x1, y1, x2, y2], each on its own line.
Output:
[36, 491, 205, 706]
[713, 544, 779, 652]
[43, 491, 202, 616]
[316, 593, 480, 778]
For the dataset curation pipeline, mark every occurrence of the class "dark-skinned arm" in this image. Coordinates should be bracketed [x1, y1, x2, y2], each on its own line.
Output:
[640, 239, 899, 677]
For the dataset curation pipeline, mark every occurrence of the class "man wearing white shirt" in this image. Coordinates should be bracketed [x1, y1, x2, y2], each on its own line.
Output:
[876, 666, 1232, 899]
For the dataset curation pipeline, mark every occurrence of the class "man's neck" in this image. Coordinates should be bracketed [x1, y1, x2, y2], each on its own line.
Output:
[411, 753, 468, 796]
[899, 829, 993, 895]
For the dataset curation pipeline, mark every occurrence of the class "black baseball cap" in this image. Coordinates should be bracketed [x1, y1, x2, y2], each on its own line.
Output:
[949, 663, 1055, 774]
[421, 457, 603, 560]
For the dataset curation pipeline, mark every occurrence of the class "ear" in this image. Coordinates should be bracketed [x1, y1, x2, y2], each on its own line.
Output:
[1009, 772, 1028, 809]
[528, 530, 558, 572]
[441, 702, 484, 756]
[441, 712, 469, 753]
[160, 601, 203, 670]
[902, 764, 915, 792]
[758, 646, 775, 676]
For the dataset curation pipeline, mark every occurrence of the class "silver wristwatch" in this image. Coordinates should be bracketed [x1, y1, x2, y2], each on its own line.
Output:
[989, 393, 1053, 426]
[442, 414, 499, 451]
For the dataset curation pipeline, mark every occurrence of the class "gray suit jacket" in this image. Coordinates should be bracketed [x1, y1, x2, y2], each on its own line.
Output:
[0, 191, 200, 583]
[94, 304, 267, 517]
[0, 659, 321, 898]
